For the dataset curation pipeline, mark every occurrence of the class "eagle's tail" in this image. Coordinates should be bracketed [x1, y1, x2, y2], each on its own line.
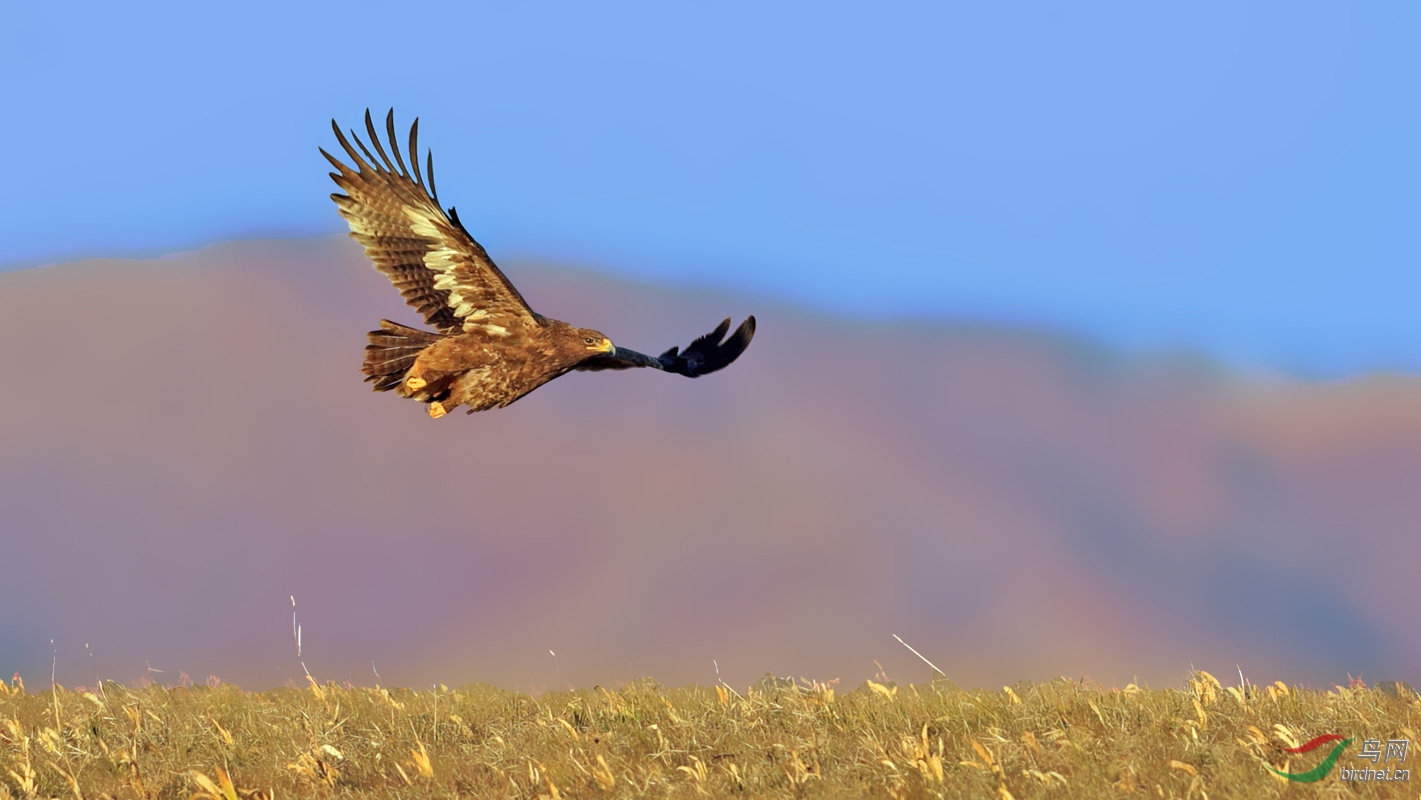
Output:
[363, 320, 445, 392]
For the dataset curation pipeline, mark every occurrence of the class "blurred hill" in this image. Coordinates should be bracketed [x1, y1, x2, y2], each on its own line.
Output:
[0, 238, 1416, 692]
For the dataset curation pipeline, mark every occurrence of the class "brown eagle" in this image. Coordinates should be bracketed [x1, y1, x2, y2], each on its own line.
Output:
[322, 110, 755, 417]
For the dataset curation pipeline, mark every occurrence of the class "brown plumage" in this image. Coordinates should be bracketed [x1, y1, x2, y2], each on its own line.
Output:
[322, 109, 756, 417]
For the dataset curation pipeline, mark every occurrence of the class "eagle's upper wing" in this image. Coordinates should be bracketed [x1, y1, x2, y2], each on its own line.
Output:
[322, 110, 539, 335]
[577, 317, 756, 376]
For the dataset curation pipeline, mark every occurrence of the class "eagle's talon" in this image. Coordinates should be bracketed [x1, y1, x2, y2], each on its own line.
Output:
[405, 375, 427, 391]
[427, 401, 447, 419]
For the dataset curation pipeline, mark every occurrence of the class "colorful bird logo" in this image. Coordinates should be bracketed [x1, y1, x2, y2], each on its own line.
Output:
[1268, 734, 1352, 783]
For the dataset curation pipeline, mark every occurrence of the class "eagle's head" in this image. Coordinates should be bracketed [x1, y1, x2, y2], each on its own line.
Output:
[574, 327, 616, 355]
[541, 319, 616, 365]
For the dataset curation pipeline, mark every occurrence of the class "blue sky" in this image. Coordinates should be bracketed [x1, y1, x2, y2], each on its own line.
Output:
[3, 1, 1416, 375]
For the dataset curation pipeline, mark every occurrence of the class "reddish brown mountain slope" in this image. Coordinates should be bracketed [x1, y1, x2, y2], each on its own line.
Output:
[1, 238, 1416, 691]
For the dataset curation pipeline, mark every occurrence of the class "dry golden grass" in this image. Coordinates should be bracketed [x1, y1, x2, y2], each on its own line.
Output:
[0, 671, 1416, 799]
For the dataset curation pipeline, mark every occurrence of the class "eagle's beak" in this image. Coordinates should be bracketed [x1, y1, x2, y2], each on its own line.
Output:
[601, 338, 616, 354]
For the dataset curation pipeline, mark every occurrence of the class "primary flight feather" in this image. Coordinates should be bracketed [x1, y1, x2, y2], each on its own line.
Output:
[322, 109, 756, 417]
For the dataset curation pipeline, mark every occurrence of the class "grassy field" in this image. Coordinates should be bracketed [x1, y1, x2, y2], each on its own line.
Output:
[0, 671, 1416, 799]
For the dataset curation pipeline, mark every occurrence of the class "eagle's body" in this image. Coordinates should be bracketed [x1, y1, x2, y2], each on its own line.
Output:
[378, 317, 609, 414]
[322, 110, 755, 416]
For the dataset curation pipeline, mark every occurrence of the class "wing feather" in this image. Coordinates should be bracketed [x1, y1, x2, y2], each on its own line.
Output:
[364, 109, 397, 173]
[408, 117, 425, 190]
[325, 109, 538, 334]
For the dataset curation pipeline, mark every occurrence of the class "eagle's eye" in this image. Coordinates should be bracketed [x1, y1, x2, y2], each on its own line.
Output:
[583, 337, 596, 345]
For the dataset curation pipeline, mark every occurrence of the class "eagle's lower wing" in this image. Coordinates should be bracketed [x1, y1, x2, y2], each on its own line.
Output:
[322, 109, 539, 335]
[577, 316, 756, 376]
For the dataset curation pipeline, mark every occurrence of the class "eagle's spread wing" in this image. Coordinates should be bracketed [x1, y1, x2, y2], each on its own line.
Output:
[322, 110, 539, 335]
[577, 316, 756, 376]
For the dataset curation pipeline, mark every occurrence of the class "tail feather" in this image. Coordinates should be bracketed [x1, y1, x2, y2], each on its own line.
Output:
[362, 320, 444, 392]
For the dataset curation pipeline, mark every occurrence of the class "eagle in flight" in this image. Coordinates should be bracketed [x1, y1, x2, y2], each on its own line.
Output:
[322, 110, 756, 417]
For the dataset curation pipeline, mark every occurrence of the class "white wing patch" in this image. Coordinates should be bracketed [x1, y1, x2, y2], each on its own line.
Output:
[404, 207, 445, 239]
[402, 206, 505, 332]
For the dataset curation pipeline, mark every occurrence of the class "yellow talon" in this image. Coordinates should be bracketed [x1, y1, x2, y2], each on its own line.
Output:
[427, 401, 447, 419]
[406, 375, 427, 391]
